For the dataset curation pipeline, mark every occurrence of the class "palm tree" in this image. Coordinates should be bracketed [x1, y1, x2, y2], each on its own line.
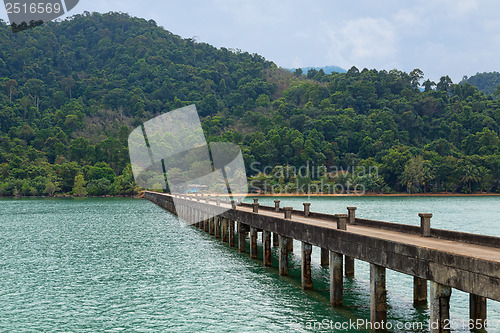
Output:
[461, 164, 480, 192]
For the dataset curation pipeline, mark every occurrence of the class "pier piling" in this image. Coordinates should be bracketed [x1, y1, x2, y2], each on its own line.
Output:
[430, 281, 452, 333]
[301, 242, 313, 289]
[370, 264, 387, 330]
[330, 251, 343, 307]
[263, 230, 272, 267]
[279, 235, 289, 276]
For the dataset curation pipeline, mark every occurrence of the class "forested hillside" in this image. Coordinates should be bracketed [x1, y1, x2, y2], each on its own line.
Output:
[1, 12, 499, 196]
[461, 72, 500, 96]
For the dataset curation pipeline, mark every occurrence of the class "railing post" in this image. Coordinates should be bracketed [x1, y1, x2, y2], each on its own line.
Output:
[274, 200, 280, 212]
[336, 214, 348, 230]
[252, 202, 259, 213]
[419, 213, 432, 237]
[301, 242, 313, 289]
[347, 206, 357, 224]
[303, 203, 311, 217]
[284, 207, 292, 219]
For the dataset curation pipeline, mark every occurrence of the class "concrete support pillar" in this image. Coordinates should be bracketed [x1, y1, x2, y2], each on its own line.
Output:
[419, 213, 432, 237]
[263, 230, 272, 267]
[370, 264, 387, 330]
[214, 216, 220, 239]
[279, 235, 289, 276]
[430, 281, 452, 333]
[287, 237, 293, 253]
[347, 206, 357, 225]
[345, 257, 355, 277]
[303, 203, 311, 217]
[274, 200, 280, 212]
[204, 214, 209, 232]
[301, 242, 313, 289]
[321, 248, 329, 267]
[330, 251, 343, 307]
[221, 217, 228, 243]
[209, 217, 215, 235]
[413, 277, 428, 306]
[250, 227, 258, 259]
[238, 222, 246, 253]
[229, 220, 235, 247]
[273, 233, 279, 247]
[470, 294, 487, 332]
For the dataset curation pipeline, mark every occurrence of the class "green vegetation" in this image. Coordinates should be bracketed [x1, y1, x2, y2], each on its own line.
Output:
[461, 72, 500, 96]
[0, 12, 499, 196]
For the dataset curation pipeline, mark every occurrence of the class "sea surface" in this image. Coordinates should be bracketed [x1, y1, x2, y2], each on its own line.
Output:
[0, 196, 499, 332]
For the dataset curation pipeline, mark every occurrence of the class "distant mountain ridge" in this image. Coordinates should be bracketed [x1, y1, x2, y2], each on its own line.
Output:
[287, 65, 347, 75]
[461, 72, 500, 96]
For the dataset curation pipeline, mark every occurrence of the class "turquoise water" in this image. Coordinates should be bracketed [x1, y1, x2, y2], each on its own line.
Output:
[0, 196, 498, 332]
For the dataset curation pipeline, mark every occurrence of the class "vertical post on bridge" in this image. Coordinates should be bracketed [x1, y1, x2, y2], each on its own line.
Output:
[229, 220, 235, 247]
[279, 235, 289, 276]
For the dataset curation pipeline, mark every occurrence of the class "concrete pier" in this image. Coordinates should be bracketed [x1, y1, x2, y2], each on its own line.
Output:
[273, 233, 279, 247]
[145, 191, 500, 333]
[430, 282, 452, 333]
[413, 277, 428, 306]
[321, 248, 329, 267]
[214, 216, 220, 238]
[263, 230, 272, 267]
[370, 264, 387, 330]
[279, 235, 289, 276]
[345, 257, 355, 277]
[209, 217, 215, 235]
[330, 251, 343, 306]
[221, 217, 228, 242]
[250, 227, 258, 259]
[238, 222, 246, 253]
[301, 242, 313, 289]
[229, 220, 235, 247]
[470, 294, 487, 331]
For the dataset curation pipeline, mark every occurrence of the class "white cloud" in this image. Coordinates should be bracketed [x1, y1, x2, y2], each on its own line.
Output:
[325, 18, 398, 70]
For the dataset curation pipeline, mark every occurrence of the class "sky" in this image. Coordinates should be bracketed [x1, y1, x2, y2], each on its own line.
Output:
[1, 0, 499, 83]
